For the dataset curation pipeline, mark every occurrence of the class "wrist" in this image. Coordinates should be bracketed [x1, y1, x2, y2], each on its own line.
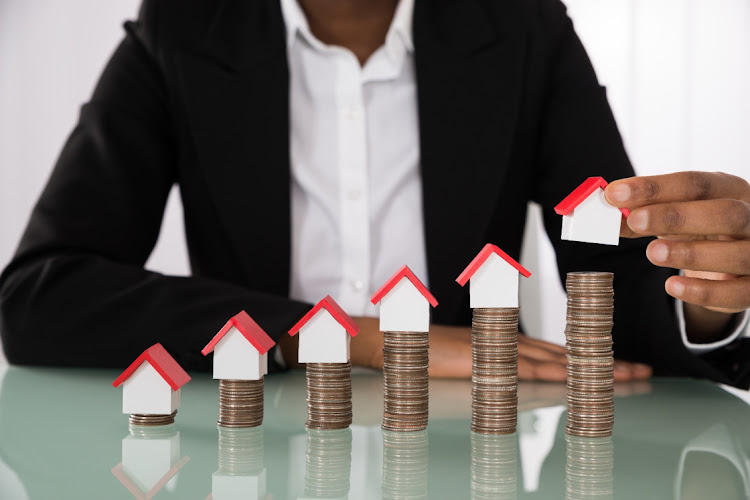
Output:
[350, 316, 383, 369]
[684, 302, 737, 344]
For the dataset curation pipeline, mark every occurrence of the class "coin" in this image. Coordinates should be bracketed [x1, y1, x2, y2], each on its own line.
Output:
[306, 362, 353, 430]
[382, 331, 430, 432]
[218, 378, 264, 428]
[128, 410, 177, 426]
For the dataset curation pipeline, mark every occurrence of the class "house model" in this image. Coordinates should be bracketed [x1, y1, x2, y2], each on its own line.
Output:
[112, 343, 191, 416]
[288, 295, 360, 363]
[201, 310, 276, 381]
[370, 265, 438, 332]
[554, 176, 631, 246]
[456, 244, 532, 308]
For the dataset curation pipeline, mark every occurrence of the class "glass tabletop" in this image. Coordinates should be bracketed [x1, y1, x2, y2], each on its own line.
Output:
[0, 366, 748, 499]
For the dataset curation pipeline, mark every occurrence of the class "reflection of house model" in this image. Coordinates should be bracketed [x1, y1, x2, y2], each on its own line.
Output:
[289, 295, 360, 363]
[456, 244, 531, 308]
[371, 265, 438, 332]
[112, 343, 191, 424]
[554, 176, 631, 246]
[201, 310, 275, 381]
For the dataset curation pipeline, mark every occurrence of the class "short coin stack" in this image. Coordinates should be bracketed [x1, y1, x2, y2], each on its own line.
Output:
[565, 272, 615, 438]
[382, 331, 429, 431]
[304, 428, 352, 498]
[470, 432, 518, 500]
[565, 435, 614, 500]
[218, 379, 264, 428]
[471, 307, 520, 434]
[382, 429, 429, 500]
[129, 410, 177, 426]
[305, 362, 353, 430]
[217, 425, 264, 476]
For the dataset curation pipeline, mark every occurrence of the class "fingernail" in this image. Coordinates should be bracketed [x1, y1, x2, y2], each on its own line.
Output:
[647, 241, 669, 263]
[666, 280, 685, 297]
[628, 210, 649, 232]
[608, 184, 631, 203]
[635, 363, 651, 372]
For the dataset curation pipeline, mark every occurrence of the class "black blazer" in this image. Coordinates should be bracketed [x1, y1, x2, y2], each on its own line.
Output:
[1, 0, 748, 386]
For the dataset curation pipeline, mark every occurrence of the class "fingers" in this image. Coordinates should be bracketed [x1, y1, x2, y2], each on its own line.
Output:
[614, 360, 652, 381]
[664, 275, 750, 313]
[518, 358, 567, 382]
[626, 199, 750, 238]
[605, 172, 750, 210]
[647, 239, 750, 275]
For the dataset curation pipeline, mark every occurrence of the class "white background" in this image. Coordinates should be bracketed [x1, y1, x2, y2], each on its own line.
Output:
[1, 0, 750, 365]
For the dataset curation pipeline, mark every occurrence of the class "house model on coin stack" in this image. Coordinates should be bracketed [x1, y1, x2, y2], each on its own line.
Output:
[456, 243, 531, 308]
[554, 176, 631, 246]
[201, 310, 275, 380]
[289, 295, 359, 363]
[112, 343, 191, 421]
[371, 265, 438, 332]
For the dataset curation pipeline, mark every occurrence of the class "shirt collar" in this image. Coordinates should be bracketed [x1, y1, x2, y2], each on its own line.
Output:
[280, 0, 414, 55]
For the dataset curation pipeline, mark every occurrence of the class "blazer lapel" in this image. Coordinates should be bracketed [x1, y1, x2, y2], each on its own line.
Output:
[176, 0, 292, 295]
[414, 0, 528, 323]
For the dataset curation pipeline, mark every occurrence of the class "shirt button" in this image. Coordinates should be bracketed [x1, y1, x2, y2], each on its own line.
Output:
[352, 280, 365, 292]
[344, 105, 362, 120]
[348, 189, 363, 201]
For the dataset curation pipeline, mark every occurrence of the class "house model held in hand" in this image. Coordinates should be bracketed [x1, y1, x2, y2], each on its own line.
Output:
[371, 265, 438, 332]
[112, 343, 191, 416]
[289, 295, 360, 363]
[201, 310, 276, 381]
[554, 176, 631, 246]
[456, 243, 532, 308]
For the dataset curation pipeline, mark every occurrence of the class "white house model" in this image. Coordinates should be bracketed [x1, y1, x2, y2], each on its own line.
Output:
[554, 176, 631, 246]
[456, 243, 532, 308]
[112, 343, 191, 416]
[370, 265, 438, 332]
[111, 425, 189, 499]
[288, 295, 360, 364]
[201, 310, 276, 381]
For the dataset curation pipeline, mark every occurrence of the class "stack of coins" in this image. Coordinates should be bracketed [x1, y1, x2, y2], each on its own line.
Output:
[217, 425, 264, 476]
[306, 362, 353, 430]
[565, 435, 614, 500]
[471, 307, 520, 434]
[129, 410, 177, 426]
[304, 428, 352, 498]
[471, 432, 518, 500]
[382, 429, 429, 500]
[382, 331, 430, 431]
[218, 379, 264, 428]
[565, 272, 615, 438]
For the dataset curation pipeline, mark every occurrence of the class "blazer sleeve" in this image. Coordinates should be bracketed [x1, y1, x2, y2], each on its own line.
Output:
[0, 4, 309, 371]
[528, 0, 750, 388]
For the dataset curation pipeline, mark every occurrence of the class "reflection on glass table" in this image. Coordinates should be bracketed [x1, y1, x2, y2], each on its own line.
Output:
[0, 367, 749, 499]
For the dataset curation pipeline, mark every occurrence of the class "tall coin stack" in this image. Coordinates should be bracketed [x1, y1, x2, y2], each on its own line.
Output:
[218, 379, 264, 428]
[382, 429, 429, 500]
[217, 426, 264, 476]
[382, 331, 429, 431]
[565, 272, 615, 438]
[304, 428, 352, 499]
[471, 307, 520, 434]
[305, 362, 353, 430]
[565, 435, 614, 500]
[471, 432, 518, 500]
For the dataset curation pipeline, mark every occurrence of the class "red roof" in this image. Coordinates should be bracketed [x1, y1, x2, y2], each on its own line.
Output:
[456, 243, 532, 286]
[112, 343, 191, 391]
[201, 310, 276, 356]
[288, 295, 360, 337]
[554, 177, 631, 217]
[370, 265, 438, 307]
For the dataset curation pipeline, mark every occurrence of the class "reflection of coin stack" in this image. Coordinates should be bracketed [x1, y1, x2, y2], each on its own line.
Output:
[382, 430, 429, 500]
[304, 428, 352, 498]
[218, 379, 265, 428]
[565, 272, 615, 438]
[471, 432, 518, 500]
[306, 362, 353, 430]
[471, 308, 520, 434]
[565, 435, 614, 500]
[217, 425, 264, 475]
[383, 331, 429, 432]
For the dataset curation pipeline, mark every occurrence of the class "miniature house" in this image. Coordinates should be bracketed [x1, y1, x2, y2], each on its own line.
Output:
[112, 425, 189, 499]
[113, 343, 191, 416]
[202, 310, 276, 381]
[370, 265, 438, 332]
[456, 243, 532, 308]
[554, 176, 631, 246]
[288, 295, 360, 363]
